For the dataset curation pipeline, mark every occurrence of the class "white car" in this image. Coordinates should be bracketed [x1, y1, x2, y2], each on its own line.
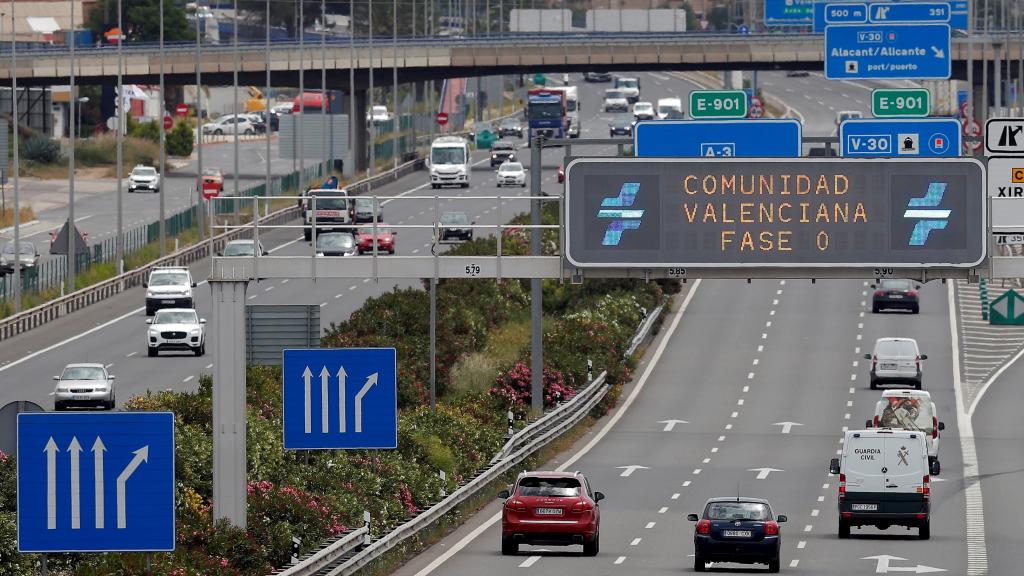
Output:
[147, 308, 206, 357]
[53, 363, 116, 411]
[128, 165, 161, 193]
[656, 97, 683, 119]
[201, 114, 256, 136]
[603, 89, 629, 113]
[496, 162, 527, 188]
[367, 105, 391, 124]
[632, 101, 655, 121]
[144, 266, 196, 316]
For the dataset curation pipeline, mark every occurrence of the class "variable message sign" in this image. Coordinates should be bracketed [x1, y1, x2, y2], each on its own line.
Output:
[564, 158, 985, 268]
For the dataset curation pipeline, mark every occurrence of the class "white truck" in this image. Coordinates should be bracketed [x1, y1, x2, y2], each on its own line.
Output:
[429, 136, 471, 189]
[548, 86, 580, 138]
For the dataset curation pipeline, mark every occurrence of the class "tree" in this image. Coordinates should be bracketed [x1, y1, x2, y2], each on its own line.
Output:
[166, 121, 194, 157]
[87, 0, 194, 42]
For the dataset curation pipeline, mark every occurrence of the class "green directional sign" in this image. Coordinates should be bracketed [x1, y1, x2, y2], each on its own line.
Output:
[990, 289, 1024, 325]
[532, 73, 546, 86]
[871, 88, 930, 118]
[689, 90, 748, 119]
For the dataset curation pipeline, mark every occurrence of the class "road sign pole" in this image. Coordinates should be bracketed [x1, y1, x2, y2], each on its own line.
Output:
[530, 133, 543, 414]
[211, 279, 248, 528]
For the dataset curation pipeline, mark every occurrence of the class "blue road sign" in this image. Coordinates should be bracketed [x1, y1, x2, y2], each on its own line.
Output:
[283, 348, 397, 450]
[634, 119, 802, 158]
[825, 23, 951, 80]
[839, 118, 962, 157]
[815, 1, 967, 32]
[765, 0, 815, 24]
[17, 412, 175, 553]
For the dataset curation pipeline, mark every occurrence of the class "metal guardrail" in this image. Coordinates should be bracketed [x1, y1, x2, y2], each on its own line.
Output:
[272, 525, 369, 576]
[0, 156, 427, 342]
[278, 297, 670, 576]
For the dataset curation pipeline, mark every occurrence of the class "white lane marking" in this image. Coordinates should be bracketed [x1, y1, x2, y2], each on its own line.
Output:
[817, 495, 825, 502]
[757, 345, 764, 352]
[672, 493, 680, 500]
[811, 509, 820, 517]
[776, 289, 783, 295]
[780, 280, 786, 285]
[730, 411, 739, 418]
[742, 385, 750, 393]
[803, 525, 813, 532]
[702, 458, 711, 464]
[852, 360, 859, 367]
[683, 481, 692, 487]
[408, 280, 703, 576]
[711, 447, 719, 453]
[518, 556, 541, 568]
[761, 333, 768, 339]
[748, 372, 756, 379]
[968, 341, 1024, 416]
[737, 398, 745, 405]
[630, 537, 642, 546]
[205, 363, 213, 369]
[412, 248, 420, 254]
[855, 347, 860, 354]
[770, 310, 776, 316]
[320, 302, 327, 307]
[264, 286, 274, 292]
[725, 424, 733, 430]
[752, 358, 759, 365]
[125, 352, 136, 358]
[849, 387, 856, 394]
[772, 299, 779, 305]
[247, 295, 258, 300]
[844, 413, 851, 420]
[334, 293, 343, 299]
[790, 559, 800, 568]
[823, 483, 830, 489]
[693, 468, 702, 475]
[363, 278, 371, 283]
[718, 435, 726, 441]
[281, 279, 289, 284]
[847, 400, 854, 407]
[949, 282, 989, 575]
[766, 321, 772, 327]
[183, 375, 194, 383]
[658, 507, 668, 514]
[105, 363, 114, 369]
[348, 285, 357, 291]
[798, 540, 807, 549]
[645, 522, 656, 529]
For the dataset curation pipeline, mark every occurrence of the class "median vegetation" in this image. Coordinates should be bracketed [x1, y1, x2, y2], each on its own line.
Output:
[0, 202, 679, 575]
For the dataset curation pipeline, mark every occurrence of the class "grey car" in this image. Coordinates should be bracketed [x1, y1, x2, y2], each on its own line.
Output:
[353, 197, 383, 223]
[866, 337, 926, 389]
[315, 232, 359, 256]
[53, 363, 116, 410]
[220, 239, 268, 257]
[0, 241, 39, 273]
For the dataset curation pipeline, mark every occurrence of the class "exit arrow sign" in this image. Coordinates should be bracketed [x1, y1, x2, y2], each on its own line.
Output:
[872, 88, 930, 118]
[689, 90, 748, 119]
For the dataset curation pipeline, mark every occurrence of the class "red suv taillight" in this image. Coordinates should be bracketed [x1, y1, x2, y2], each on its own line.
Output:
[505, 499, 527, 513]
[874, 290, 885, 297]
[571, 500, 595, 513]
[922, 475, 930, 500]
[838, 473, 846, 501]
[764, 521, 779, 536]
[871, 355, 877, 371]
[696, 519, 711, 535]
[916, 355, 922, 371]
[932, 416, 939, 439]
[907, 290, 918, 298]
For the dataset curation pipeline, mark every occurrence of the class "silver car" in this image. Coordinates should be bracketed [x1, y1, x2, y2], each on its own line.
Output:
[53, 363, 116, 410]
[353, 197, 383, 223]
[0, 241, 39, 273]
[865, 337, 926, 390]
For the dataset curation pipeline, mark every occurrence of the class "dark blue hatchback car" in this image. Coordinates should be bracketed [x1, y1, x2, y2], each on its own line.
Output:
[689, 497, 786, 573]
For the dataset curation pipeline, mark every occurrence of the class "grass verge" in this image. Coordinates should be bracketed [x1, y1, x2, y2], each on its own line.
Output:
[0, 206, 35, 229]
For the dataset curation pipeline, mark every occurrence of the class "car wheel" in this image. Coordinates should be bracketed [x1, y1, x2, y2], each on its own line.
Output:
[106, 397, 115, 410]
[583, 533, 599, 557]
[694, 554, 706, 572]
[496, 183, 501, 188]
[304, 229, 312, 242]
[872, 305, 880, 313]
[768, 556, 781, 573]
[194, 343, 205, 357]
[54, 401, 64, 412]
[919, 521, 930, 540]
[912, 305, 920, 314]
[431, 184, 439, 189]
[244, 129, 254, 135]
[214, 129, 223, 135]
[501, 537, 518, 556]
[929, 456, 941, 476]
[915, 380, 922, 390]
[838, 519, 851, 539]
[145, 307, 155, 316]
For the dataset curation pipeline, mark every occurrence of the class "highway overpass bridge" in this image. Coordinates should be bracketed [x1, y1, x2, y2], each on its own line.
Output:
[0, 33, 1020, 88]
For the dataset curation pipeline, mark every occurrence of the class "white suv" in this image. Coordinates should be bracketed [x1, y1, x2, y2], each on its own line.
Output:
[144, 267, 195, 316]
[128, 165, 161, 193]
[147, 308, 206, 356]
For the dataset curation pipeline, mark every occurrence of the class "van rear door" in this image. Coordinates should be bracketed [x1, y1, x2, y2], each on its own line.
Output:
[881, 435, 927, 515]
[842, 434, 886, 512]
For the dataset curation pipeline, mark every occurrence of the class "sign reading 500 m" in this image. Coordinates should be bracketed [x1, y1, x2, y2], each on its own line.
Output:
[564, 158, 985, 268]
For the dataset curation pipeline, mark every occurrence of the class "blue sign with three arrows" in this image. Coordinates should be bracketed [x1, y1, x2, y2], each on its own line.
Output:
[825, 23, 951, 80]
[282, 348, 397, 450]
[17, 412, 175, 552]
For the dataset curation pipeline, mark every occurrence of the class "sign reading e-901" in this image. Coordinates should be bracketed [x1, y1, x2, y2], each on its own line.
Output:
[564, 158, 985, 268]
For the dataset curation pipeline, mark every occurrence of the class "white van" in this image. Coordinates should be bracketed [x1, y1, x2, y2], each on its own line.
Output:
[867, 390, 944, 475]
[657, 97, 683, 119]
[429, 136, 470, 189]
[830, 429, 931, 539]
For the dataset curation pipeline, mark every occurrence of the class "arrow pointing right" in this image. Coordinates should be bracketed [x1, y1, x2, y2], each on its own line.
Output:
[862, 555, 947, 573]
[354, 373, 378, 433]
[658, 419, 689, 432]
[772, 421, 803, 434]
[117, 446, 149, 529]
[931, 46, 945, 58]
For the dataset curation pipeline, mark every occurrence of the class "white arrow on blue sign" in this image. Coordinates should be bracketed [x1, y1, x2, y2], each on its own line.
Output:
[17, 412, 175, 552]
[283, 348, 397, 450]
[825, 23, 951, 80]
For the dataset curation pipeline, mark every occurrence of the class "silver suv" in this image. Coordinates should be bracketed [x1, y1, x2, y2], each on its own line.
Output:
[865, 337, 927, 390]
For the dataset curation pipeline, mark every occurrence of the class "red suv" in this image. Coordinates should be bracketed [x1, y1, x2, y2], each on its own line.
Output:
[498, 471, 603, 556]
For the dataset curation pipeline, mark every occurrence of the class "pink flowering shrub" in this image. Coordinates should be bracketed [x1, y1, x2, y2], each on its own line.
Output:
[490, 361, 575, 414]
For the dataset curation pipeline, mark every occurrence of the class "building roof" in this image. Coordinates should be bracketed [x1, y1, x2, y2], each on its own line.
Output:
[4, 1, 91, 42]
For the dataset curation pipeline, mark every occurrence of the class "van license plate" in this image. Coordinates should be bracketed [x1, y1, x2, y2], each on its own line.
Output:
[851, 503, 878, 511]
[535, 508, 562, 515]
[723, 530, 752, 537]
[880, 363, 897, 370]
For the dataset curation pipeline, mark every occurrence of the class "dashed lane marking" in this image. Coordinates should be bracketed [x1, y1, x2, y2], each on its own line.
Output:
[320, 302, 327, 307]
[672, 493, 680, 499]
[126, 352, 137, 358]
[683, 481, 692, 487]
[693, 469, 702, 475]
[183, 375, 194, 383]
[718, 436, 726, 441]
[614, 557, 626, 565]
[334, 294, 343, 299]
[205, 363, 213, 369]
[702, 458, 711, 464]
[645, 522, 656, 529]
[630, 538, 642, 546]
[797, 540, 807, 549]
[518, 556, 541, 568]
[803, 525, 813, 532]
[790, 559, 800, 568]
[658, 507, 668, 514]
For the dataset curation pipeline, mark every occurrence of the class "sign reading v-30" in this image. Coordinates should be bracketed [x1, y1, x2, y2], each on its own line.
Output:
[283, 348, 397, 450]
[17, 412, 175, 552]
[825, 23, 951, 80]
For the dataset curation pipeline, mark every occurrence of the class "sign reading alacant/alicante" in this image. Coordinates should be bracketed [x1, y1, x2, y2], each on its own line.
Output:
[564, 158, 985, 269]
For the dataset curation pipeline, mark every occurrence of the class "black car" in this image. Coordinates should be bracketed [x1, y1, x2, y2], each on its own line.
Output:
[609, 117, 633, 137]
[871, 278, 920, 313]
[689, 497, 786, 573]
[584, 71, 612, 82]
[498, 118, 523, 138]
[808, 146, 838, 157]
[490, 142, 517, 167]
[440, 211, 473, 241]
[786, 69, 811, 77]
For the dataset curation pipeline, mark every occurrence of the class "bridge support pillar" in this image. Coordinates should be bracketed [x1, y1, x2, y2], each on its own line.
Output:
[210, 279, 248, 529]
[343, 89, 369, 174]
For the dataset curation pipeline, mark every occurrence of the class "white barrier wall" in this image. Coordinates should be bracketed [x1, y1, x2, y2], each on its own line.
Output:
[509, 9, 686, 33]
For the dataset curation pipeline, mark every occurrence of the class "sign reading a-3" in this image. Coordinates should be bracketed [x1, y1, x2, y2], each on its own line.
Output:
[634, 119, 802, 158]
[765, 0, 814, 24]
[825, 23, 951, 80]
[563, 158, 985, 268]
[840, 118, 961, 157]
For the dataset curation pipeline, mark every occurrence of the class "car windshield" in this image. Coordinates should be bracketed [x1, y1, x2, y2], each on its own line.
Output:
[317, 234, 355, 250]
[635, 104, 652, 112]
[149, 271, 189, 286]
[441, 212, 469, 225]
[309, 194, 349, 210]
[518, 477, 582, 497]
[605, 90, 626, 99]
[566, 99, 577, 112]
[499, 163, 523, 172]
[880, 279, 912, 291]
[61, 366, 105, 380]
[612, 117, 632, 127]
[372, 106, 387, 115]
[132, 167, 157, 176]
[357, 226, 392, 235]
[616, 78, 639, 89]
[432, 146, 466, 165]
[202, 169, 221, 177]
[706, 502, 771, 521]
[154, 310, 198, 324]
[877, 340, 918, 357]
[2, 242, 35, 255]
[223, 242, 255, 257]
[355, 198, 376, 209]
[658, 104, 679, 114]
[500, 118, 519, 127]
[528, 102, 562, 120]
